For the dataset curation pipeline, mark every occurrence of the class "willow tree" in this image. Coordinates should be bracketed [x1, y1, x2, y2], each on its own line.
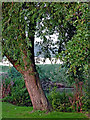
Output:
[2, 2, 87, 111]
[2, 2, 51, 111]
[2, 2, 68, 111]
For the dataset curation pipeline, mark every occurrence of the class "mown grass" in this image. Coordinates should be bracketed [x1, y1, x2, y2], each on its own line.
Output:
[1, 102, 88, 119]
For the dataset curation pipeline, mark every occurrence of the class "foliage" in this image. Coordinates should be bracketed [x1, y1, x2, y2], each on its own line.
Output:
[1, 63, 88, 86]
[1, 64, 88, 93]
[35, 3, 76, 58]
[59, 3, 89, 75]
[82, 95, 90, 112]
[0, 65, 10, 72]
[1, 65, 69, 103]
[2, 65, 89, 111]
[2, 2, 89, 111]
[2, 2, 36, 69]
[2, 102, 88, 118]
[2, 2, 81, 68]
[36, 64, 70, 85]
[2, 2, 89, 77]
[7, 66, 22, 78]
[82, 80, 90, 112]
[61, 63, 89, 85]
[37, 63, 89, 87]
[47, 84, 89, 112]
[47, 88, 74, 112]
[2, 73, 32, 106]
[2, 76, 11, 98]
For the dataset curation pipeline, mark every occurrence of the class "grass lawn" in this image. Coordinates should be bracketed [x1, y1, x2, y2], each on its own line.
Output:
[1, 102, 88, 119]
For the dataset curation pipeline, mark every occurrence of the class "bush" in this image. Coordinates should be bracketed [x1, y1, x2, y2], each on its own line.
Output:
[82, 87, 90, 112]
[2, 68, 32, 106]
[2, 77, 32, 106]
[7, 67, 22, 78]
[47, 85, 89, 112]
[1, 72, 12, 98]
[1, 66, 10, 72]
[47, 87, 74, 112]
[82, 96, 90, 112]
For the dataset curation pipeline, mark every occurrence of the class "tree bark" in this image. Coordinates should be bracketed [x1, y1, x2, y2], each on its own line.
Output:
[23, 63, 51, 111]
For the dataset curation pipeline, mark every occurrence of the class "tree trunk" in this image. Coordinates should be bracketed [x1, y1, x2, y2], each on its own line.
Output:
[5, 54, 51, 111]
[23, 63, 51, 111]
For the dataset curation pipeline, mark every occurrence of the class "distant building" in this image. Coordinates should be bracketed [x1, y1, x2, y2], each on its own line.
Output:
[0, 57, 63, 66]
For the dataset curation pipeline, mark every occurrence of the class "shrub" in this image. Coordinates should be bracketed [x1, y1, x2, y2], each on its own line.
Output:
[2, 77, 32, 106]
[1, 73, 12, 98]
[1, 65, 10, 72]
[2, 68, 32, 106]
[7, 67, 22, 78]
[47, 87, 74, 112]
[47, 84, 89, 112]
[82, 96, 90, 112]
[82, 83, 90, 112]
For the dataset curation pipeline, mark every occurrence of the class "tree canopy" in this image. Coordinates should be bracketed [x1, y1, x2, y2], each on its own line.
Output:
[59, 3, 89, 76]
[2, 2, 89, 72]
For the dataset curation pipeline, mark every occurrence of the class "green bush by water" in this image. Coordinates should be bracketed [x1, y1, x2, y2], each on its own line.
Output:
[47, 87, 89, 112]
[47, 88, 74, 112]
